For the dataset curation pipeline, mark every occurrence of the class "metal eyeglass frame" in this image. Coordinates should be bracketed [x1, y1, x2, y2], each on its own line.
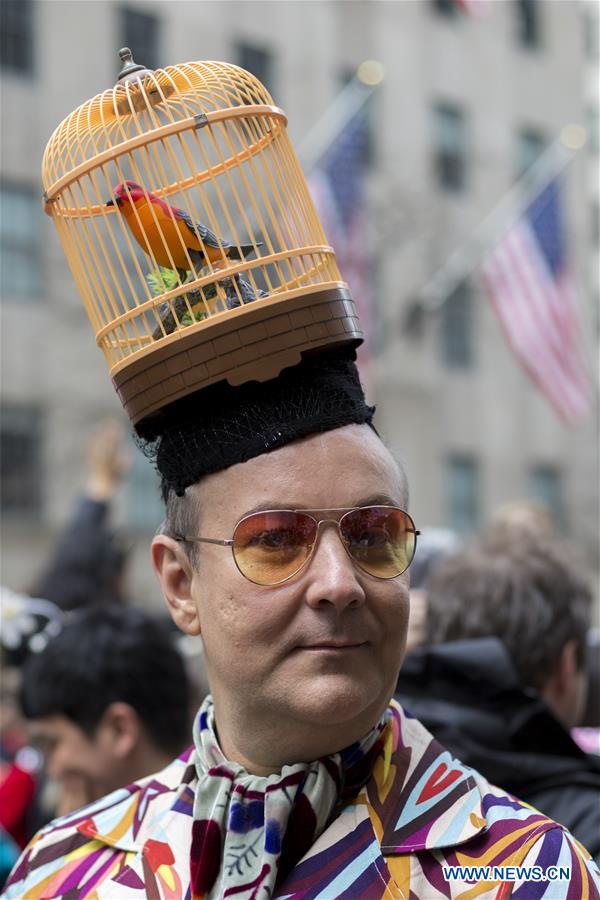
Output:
[173, 505, 420, 586]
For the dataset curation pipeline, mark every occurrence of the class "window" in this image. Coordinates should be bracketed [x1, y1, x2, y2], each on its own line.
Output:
[0, 406, 42, 514]
[516, 0, 541, 49]
[584, 9, 599, 61]
[236, 41, 274, 95]
[528, 464, 564, 529]
[0, 0, 34, 75]
[431, 0, 459, 17]
[126, 446, 164, 532]
[440, 281, 474, 367]
[517, 127, 546, 179]
[120, 7, 160, 70]
[0, 183, 43, 298]
[445, 455, 479, 533]
[432, 102, 467, 192]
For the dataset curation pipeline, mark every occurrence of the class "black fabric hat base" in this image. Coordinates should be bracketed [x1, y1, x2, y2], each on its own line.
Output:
[135, 346, 375, 498]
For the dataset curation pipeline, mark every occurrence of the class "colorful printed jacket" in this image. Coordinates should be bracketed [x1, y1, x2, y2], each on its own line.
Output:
[4, 701, 600, 899]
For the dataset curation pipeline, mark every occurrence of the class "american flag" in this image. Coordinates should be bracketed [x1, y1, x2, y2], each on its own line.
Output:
[308, 105, 373, 382]
[481, 178, 591, 425]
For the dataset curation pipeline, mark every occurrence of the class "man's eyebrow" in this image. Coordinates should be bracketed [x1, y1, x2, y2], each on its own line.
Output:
[354, 494, 403, 508]
[243, 494, 402, 515]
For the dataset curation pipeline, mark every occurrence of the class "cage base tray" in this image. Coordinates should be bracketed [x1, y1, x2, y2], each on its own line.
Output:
[112, 286, 362, 425]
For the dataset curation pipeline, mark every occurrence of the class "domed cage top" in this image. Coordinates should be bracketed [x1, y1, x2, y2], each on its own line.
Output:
[41, 55, 362, 424]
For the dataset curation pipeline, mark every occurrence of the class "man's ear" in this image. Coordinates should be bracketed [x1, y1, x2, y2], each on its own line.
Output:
[554, 638, 579, 691]
[542, 638, 586, 729]
[151, 535, 202, 635]
[97, 702, 141, 761]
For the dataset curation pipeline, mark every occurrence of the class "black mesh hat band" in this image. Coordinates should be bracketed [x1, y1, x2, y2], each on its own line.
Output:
[135, 347, 375, 498]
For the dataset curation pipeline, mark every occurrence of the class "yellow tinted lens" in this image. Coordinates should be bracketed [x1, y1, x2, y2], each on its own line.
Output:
[341, 507, 416, 578]
[232, 511, 316, 585]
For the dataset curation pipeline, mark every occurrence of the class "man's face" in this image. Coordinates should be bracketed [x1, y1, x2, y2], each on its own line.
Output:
[182, 424, 410, 764]
[28, 715, 114, 811]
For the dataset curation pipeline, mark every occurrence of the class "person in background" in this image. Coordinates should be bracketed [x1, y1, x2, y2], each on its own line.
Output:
[18, 605, 192, 817]
[0, 665, 41, 889]
[404, 527, 460, 654]
[573, 627, 600, 755]
[30, 420, 132, 612]
[489, 499, 556, 542]
[0, 590, 60, 874]
[396, 529, 600, 862]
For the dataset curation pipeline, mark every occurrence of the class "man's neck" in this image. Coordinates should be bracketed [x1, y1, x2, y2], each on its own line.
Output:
[209, 696, 390, 775]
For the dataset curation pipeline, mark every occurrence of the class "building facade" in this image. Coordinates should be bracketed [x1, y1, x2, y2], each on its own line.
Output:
[1, 0, 597, 606]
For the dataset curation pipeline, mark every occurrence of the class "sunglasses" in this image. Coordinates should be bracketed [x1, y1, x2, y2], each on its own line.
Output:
[174, 506, 419, 586]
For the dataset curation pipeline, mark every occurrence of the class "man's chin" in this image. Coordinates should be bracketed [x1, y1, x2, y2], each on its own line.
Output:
[285, 672, 389, 731]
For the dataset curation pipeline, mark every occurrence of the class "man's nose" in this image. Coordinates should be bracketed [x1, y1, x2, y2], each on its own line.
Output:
[303, 522, 366, 611]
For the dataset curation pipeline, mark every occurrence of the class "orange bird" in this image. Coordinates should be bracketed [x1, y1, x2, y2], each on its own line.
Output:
[106, 181, 261, 276]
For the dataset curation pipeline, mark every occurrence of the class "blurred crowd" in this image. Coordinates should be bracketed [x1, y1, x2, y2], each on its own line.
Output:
[1, 423, 598, 887]
[398, 508, 599, 860]
[0, 421, 209, 885]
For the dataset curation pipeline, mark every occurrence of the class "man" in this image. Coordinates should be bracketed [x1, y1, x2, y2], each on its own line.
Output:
[4, 351, 600, 898]
[18, 605, 192, 817]
[396, 532, 600, 862]
[31, 420, 131, 612]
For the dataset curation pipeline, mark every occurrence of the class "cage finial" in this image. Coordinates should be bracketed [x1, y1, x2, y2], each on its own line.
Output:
[117, 47, 154, 84]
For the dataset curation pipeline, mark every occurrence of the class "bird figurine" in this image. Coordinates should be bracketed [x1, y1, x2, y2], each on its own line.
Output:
[152, 290, 206, 338]
[222, 273, 268, 310]
[106, 182, 262, 277]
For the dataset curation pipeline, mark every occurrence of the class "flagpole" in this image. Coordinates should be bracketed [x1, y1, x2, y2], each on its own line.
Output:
[412, 125, 587, 315]
[297, 61, 384, 172]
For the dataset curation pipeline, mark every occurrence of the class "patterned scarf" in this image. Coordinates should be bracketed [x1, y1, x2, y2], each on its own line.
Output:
[190, 696, 388, 899]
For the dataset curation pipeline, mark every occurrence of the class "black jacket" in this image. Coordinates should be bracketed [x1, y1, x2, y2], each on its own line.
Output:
[32, 498, 126, 611]
[395, 637, 600, 863]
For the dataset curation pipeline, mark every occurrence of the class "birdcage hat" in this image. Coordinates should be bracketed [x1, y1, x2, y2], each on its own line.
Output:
[42, 51, 372, 493]
[42, 51, 364, 423]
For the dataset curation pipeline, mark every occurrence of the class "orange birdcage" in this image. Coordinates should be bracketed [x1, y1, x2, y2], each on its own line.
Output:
[41, 50, 362, 425]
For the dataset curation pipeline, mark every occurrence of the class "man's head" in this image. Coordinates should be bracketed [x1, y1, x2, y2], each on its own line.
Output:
[20, 606, 191, 802]
[152, 424, 412, 772]
[425, 534, 592, 729]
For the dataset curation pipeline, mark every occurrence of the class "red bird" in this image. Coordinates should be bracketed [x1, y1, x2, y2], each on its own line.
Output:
[106, 181, 261, 275]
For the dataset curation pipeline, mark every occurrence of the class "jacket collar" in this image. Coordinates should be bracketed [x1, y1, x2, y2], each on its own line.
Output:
[367, 701, 487, 853]
[75, 747, 196, 852]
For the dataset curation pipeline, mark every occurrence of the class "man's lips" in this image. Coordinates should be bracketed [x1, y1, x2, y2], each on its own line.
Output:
[297, 641, 367, 651]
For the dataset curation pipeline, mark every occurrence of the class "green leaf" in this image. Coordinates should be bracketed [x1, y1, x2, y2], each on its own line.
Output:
[146, 267, 180, 296]
[180, 309, 208, 327]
